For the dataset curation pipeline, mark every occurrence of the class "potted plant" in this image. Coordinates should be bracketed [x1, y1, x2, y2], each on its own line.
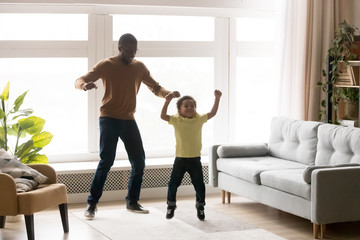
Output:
[318, 21, 360, 123]
[0, 82, 53, 164]
[338, 87, 359, 120]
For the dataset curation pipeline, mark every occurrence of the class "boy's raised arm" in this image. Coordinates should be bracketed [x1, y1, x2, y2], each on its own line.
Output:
[207, 90, 222, 120]
[161, 94, 174, 122]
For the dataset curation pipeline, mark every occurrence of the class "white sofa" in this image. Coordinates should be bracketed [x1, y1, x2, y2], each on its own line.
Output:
[209, 117, 360, 239]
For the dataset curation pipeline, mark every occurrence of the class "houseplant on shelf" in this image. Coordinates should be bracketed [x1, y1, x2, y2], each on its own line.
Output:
[0, 82, 53, 164]
[338, 87, 359, 120]
[318, 20, 360, 124]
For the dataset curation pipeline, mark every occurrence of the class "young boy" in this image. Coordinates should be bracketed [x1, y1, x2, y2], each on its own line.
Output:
[160, 90, 222, 220]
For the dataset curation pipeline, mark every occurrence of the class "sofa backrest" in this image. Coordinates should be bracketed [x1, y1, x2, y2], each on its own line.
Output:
[315, 124, 360, 165]
[268, 117, 323, 165]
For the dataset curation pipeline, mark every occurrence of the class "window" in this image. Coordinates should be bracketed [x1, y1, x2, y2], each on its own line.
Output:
[0, 5, 280, 162]
[135, 57, 214, 156]
[111, 14, 216, 157]
[236, 17, 276, 41]
[231, 17, 279, 143]
[0, 13, 88, 156]
[0, 14, 87, 40]
[0, 58, 88, 154]
[113, 15, 214, 41]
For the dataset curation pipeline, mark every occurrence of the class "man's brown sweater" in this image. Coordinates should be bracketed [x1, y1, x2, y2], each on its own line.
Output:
[75, 56, 171, 120]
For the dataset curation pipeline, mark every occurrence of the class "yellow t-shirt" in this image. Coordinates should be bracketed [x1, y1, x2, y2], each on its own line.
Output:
[169, 113, 208, 158]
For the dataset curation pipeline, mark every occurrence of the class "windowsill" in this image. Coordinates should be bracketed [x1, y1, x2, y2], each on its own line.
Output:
[50, 156, 209, 174]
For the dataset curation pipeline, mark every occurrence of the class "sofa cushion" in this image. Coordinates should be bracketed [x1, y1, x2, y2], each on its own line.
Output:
[260, 169, 311, 200]
[217, 143, 268, 158]
[316, 124, 360, 165]
[216, 156, 308, 185]
[303, 163, 360, 184]
[268, 117, 323, 165]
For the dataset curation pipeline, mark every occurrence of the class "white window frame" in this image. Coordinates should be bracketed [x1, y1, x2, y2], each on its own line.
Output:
[0, 2, 278, 162]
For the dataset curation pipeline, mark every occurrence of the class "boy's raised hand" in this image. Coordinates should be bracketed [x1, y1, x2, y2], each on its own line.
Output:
[214, 89, 222, 98]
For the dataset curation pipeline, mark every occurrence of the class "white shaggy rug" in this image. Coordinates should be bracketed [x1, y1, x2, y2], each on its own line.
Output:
[72, 207, 286, 240]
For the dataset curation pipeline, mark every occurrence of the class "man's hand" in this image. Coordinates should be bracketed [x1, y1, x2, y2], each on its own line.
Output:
[171, 91, 181, 98]
[166, 91, 180, 101]
[84, 82, 98, 91]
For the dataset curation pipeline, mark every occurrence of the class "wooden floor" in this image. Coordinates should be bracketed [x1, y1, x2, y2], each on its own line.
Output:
[2, 193, 360, 240]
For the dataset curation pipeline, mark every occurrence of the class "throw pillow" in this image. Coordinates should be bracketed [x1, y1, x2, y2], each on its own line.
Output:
[14, 178, 39, 193]
[0, 149, 48, 184]
[217, 143, 268, 158]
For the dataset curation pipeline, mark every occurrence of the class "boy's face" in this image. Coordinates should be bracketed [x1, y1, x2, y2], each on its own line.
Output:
[178, 99, 196, 118]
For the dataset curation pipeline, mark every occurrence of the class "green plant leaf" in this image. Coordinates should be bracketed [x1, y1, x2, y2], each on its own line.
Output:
[30, 154, 48, 164]
[18, 116, 45, 135]
[10, 124, 26, 137]
[12, 109, 34, 120]
[21, 153, 48, 164]
[0, 82, 10, 101]
[13, 90, 28, 112]
[7, 125, 17, 136]
[321, 100, 326, 107]
[322, 69, 327, 77]
[32, 131, 53, 148]
[15, 140, 34, 158]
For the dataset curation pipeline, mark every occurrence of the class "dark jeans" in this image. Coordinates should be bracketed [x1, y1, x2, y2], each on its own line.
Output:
[88, 117, 145, 205]
[167, 157, 206, 207]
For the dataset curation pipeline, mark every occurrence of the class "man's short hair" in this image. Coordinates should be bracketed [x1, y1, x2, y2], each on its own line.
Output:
[118, 33, 137, 47]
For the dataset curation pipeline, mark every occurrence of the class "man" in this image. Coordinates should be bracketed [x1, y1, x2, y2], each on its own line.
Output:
[75, 33, 180, 218]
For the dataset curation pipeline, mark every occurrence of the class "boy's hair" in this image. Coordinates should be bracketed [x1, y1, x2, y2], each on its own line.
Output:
[118, 33, 137, 47]
[176, 95, 197, 110]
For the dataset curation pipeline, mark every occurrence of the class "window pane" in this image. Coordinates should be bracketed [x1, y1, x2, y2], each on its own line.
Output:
[113, 15, 214, 41]
[0, 14, 88, 40]
[0, 58, 88, 155]
[234, 57, 279, 143]
[236, 17, 275, 41]
[131, 57, 214, 156]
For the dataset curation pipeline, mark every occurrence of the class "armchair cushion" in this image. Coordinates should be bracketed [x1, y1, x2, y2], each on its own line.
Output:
[0, 153, 48, 184]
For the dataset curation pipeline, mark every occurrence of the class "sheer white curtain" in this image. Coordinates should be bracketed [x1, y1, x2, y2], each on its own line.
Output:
[277, 0, 351, 121]
[277, 0, 308, 119]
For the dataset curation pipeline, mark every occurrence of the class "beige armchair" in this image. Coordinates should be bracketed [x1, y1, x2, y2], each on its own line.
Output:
[0, 164, 68, 240]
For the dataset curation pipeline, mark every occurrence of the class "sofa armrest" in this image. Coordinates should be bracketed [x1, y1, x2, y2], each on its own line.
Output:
[0, 173, 18, 215]
[208, 145, 220, 187]
[311, 167, 360, 224]
[28, 164, 58, 184]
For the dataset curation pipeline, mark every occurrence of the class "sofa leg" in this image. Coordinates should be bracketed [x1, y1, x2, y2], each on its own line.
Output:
[59, 203, 69, 233]
[313, 223, 319, 239]
[227, 192, 231, 203]
[221, 190, 225, 203]
[24, 215, 35, 240]
[321, 224, 326, 238]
